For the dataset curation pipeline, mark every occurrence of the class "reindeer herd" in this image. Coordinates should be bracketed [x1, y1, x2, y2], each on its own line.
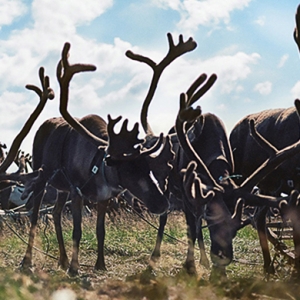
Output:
[1, 5, 300, 282]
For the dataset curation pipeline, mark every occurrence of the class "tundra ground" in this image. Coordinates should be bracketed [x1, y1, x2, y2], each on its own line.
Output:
[0, 208, 299, 300]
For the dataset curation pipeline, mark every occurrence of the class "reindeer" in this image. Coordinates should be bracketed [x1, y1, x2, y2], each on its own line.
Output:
[0, 67, 54, 208]
[229, 4, 300, 275]
[229, 105, 300, 273]
[125, 34, 215, 271]
[126, 33, 300, 277]
[230, 3, 300, 198]
[176, 90, 300, 279]
[17, 42, 173, 276]
[125, 33, 249, 274]
[229, 104, 300, 275]
[0, 150, 34, 209]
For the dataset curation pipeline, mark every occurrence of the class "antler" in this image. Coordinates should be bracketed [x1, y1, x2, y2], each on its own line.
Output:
[174, 69, 221, 190]
[0, 67, 54, 173]
[126, 33, 197, 135]
[56, 42, 106, 147]
[249, 98, 300, 158]
[106, 115, 143, 160]
[186, 73, 217, 107]
[294, 4, 300, 52]
[175, 92, 223, 191]
[106, 114, 166, 162]
[182, 161, 215, 215]
[239, 99, 300, 192]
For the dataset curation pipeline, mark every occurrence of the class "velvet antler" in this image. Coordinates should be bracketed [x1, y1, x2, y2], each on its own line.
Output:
[0, 67, 54, 173]
[106, 115, 144, 161]
[56, 43, 105, 147]
[126, 33, 197, 135]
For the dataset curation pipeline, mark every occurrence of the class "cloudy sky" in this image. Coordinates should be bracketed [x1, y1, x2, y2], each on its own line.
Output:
[1, 0, 300, 156]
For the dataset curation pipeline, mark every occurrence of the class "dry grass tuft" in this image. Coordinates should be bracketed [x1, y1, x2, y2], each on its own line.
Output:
[0, 209, 299, 299]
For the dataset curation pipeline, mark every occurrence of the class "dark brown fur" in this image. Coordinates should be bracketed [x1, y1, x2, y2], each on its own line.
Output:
[21, 114, 170, 275]
[230, 107, 300, 195]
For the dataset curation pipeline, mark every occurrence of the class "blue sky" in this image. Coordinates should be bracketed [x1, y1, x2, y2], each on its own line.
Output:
[1, 0, 300, 156]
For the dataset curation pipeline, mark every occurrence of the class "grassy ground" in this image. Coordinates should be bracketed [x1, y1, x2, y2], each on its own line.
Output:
[0, 208, 299, 300]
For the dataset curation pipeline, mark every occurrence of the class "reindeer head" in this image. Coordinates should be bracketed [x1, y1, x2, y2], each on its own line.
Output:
[103, 114, 174, 214]
[182, 161, 243, 267]
[176, 76, 300, 269]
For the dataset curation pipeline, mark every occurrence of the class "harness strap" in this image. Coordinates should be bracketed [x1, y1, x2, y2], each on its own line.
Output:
[218, 174, 242, 182]
[58, 149, 113, 199]
[100, 152, 109, 186]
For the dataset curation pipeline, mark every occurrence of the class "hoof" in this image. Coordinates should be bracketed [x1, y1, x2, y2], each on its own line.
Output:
[94, 265, 107, 272]
[200, 257, 210, 269]
[58, 261, 69, 271]
[183, 261, 197, 275]
[94, 258, 107, 271]
[150, 254, 160, 264]
[67, 266, 79, 277]
[150, 249, 161, 261]
[19, 257, 32, 270]
[94, 260, 107, 271]
[58, 256, 69, 271]
[264, 264, 275, 275]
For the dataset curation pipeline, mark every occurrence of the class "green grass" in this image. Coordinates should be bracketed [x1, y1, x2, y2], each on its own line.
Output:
[0, 209, 299, 299]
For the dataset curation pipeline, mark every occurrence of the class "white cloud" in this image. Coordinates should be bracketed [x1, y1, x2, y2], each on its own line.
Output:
[152, 0, 252, 34]
[0, 0, 114, 90]
[254, 16, 265, 26]
[0, 0, 116, 153]
[152, 0, 182, 10]
[254, 81, 272, 95]
[217, 103, 227, 111]
[0, 91, 29, 128]
[32, 0, 113, 34]
[291, 80, 300, 99]
[277, 54, 289, 68]
[0, 0, 298, 155]
[205, 52, 260, 94]
[0, 0, 27, 27]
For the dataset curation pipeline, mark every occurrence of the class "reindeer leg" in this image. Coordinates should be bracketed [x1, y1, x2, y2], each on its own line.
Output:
[293, 217, 300, 279]
[197, 218, 209, 269]
[52, 191, 69, 270]
[184, 208, 197, 275]
[68, 193, 83, 276]
[20, 181, 45, 270]
[288, 201, 300, 279]
[256, 206, 274, 274]
[95, 200, 109, 271]
[150, 212, 168, 262]
[0, 185, 12, 209]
